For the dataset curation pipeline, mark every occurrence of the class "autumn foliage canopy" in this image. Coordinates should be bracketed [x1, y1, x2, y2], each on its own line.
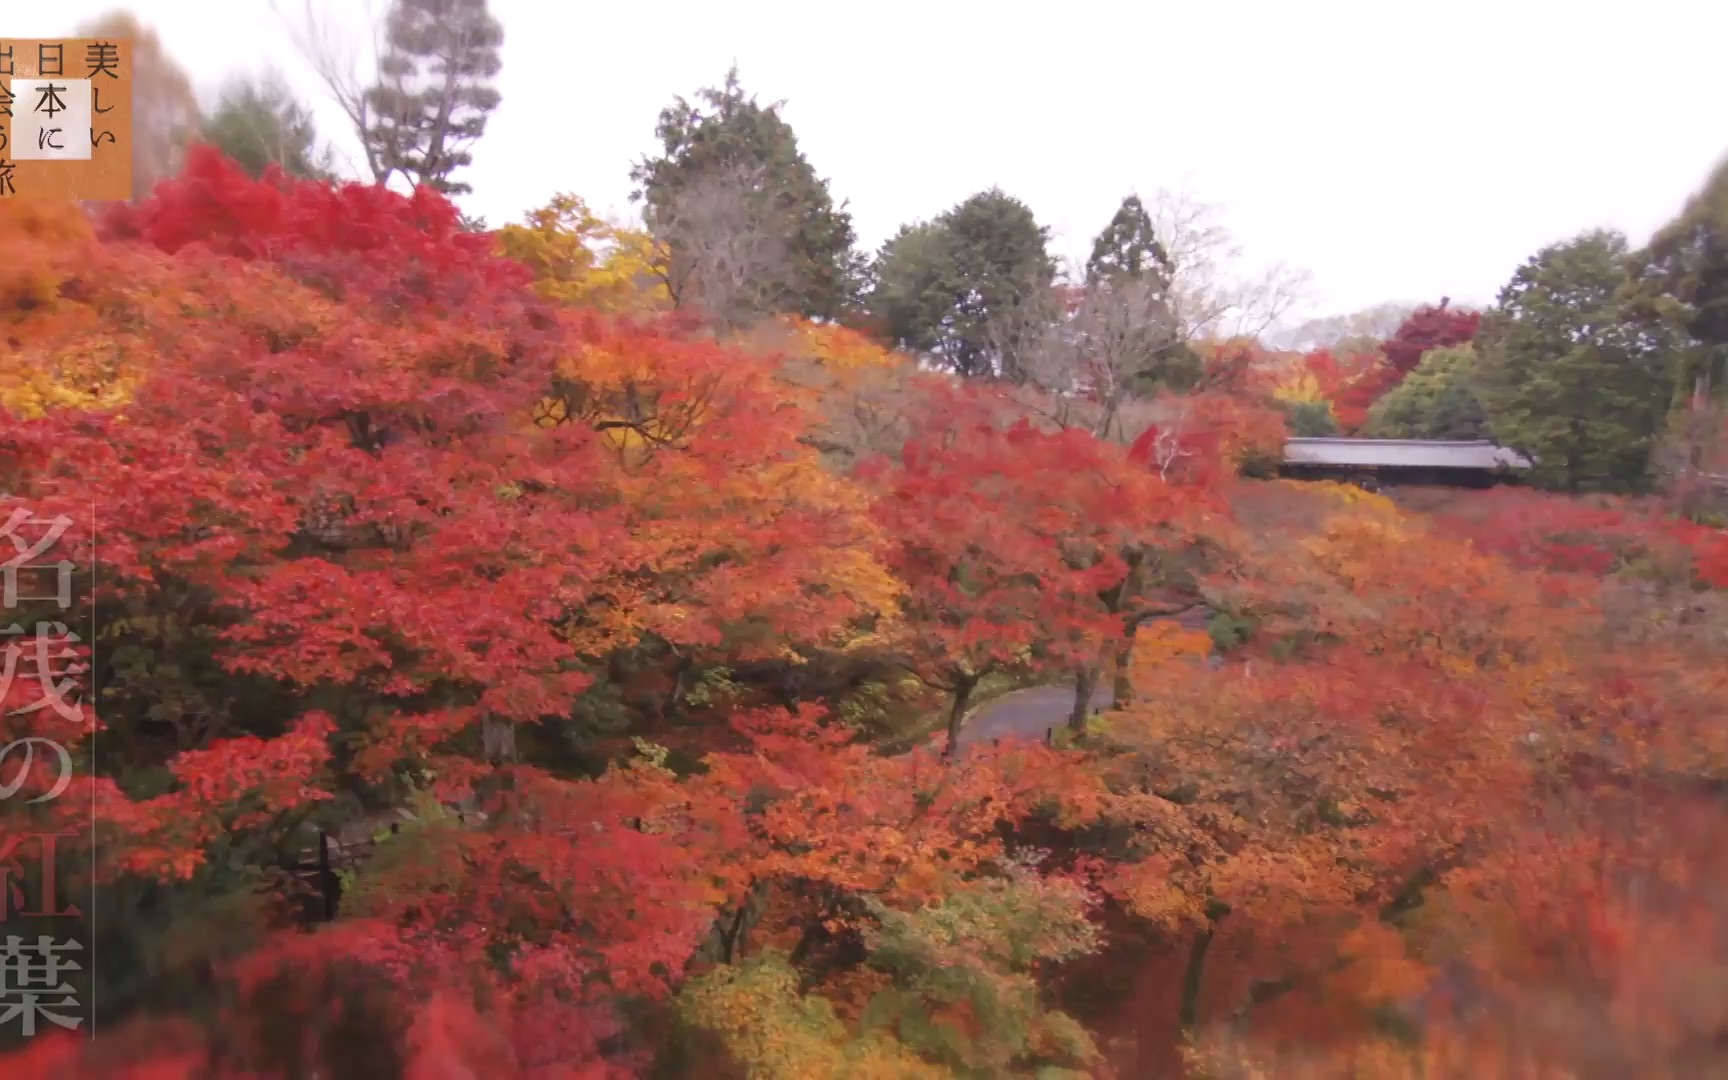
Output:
[1, 149, 1726, 1078]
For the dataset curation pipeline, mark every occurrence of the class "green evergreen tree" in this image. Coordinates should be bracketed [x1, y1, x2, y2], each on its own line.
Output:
[1284, 400, 1340, 437]
[1477, 230, 1684, 491]
[362, 0, 504, 196]
[1085, 193, 1171, 288]
[870, 188, 1055, 379]
[1365, 344, 1489, 441]
[631, 67, 863, 323]
[202, 71, 336, 182]
[1082, 193, 1194, 396]
[1638, 153, 1728, 404]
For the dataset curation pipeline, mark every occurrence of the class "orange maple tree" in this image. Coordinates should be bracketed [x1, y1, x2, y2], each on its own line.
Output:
[0, 154, 899, 1073]
[859, 382, 1180, 754]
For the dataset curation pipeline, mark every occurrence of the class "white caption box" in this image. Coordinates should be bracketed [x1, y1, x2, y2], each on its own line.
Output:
[11, 78, 93, 161]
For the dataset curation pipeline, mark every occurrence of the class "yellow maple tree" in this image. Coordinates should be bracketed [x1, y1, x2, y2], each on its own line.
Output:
[495, 193, 670, 315]
[0, 201, 169, 417]
[678, 953, 947, 1079]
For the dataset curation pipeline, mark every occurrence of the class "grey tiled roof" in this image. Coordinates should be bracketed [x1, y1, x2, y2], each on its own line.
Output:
[1283, 438, 1533, 470]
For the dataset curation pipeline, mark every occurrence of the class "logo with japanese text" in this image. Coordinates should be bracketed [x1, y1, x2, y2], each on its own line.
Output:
[0, 38, 133, 201]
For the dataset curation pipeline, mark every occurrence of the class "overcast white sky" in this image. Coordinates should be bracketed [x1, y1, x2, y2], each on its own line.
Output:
[19, 1, 1728, 322]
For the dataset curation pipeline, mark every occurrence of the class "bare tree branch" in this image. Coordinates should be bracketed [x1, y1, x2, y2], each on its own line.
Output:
[271, 0, 390, 184]
[1144, 186, 1312, 343]
[653, 161, 795, 331]
[1001, 259, 1194, 441]
[1272, 301, 1422, 352]
[998, 187, 1313, 442]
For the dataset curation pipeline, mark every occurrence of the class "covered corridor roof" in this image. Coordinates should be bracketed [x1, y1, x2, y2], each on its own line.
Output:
[1283, 438, 1533, 470]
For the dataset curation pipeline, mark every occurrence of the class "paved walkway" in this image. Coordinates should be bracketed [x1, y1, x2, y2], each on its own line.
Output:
[954, 609, 1213, 752]
[957, 682, 1112, 749]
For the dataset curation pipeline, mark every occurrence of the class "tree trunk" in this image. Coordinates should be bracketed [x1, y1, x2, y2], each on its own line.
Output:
[1111, 627, 1138, 710]
[1069, 661, 1098, 732]
[789, 894, 840, 967]
[1179, 923, 1216, 1033]
[415, 59, 462, 188]
[1071, 635, 1114, 731]
[664, 655, 694, 722]
[481, 716, 516, 764]
[943, 677, 978, 761]
[1106, 547, 1149, 710]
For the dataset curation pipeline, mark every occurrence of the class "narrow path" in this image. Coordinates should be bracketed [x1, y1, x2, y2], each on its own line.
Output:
[954, 609, 1213, 751]
[958, 682, 1112, 748]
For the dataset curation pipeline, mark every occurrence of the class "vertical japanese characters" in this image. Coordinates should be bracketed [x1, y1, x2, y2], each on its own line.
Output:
[0, 507, 91, 1041]
[0, 38, 132, 200]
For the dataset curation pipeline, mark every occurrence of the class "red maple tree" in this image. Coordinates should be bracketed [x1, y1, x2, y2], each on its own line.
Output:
[1380, 298, 1481, 377]
[861, 383, 1175, 755]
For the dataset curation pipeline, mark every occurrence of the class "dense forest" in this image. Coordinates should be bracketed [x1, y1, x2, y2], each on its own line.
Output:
[3, 4, 1728, 1078]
